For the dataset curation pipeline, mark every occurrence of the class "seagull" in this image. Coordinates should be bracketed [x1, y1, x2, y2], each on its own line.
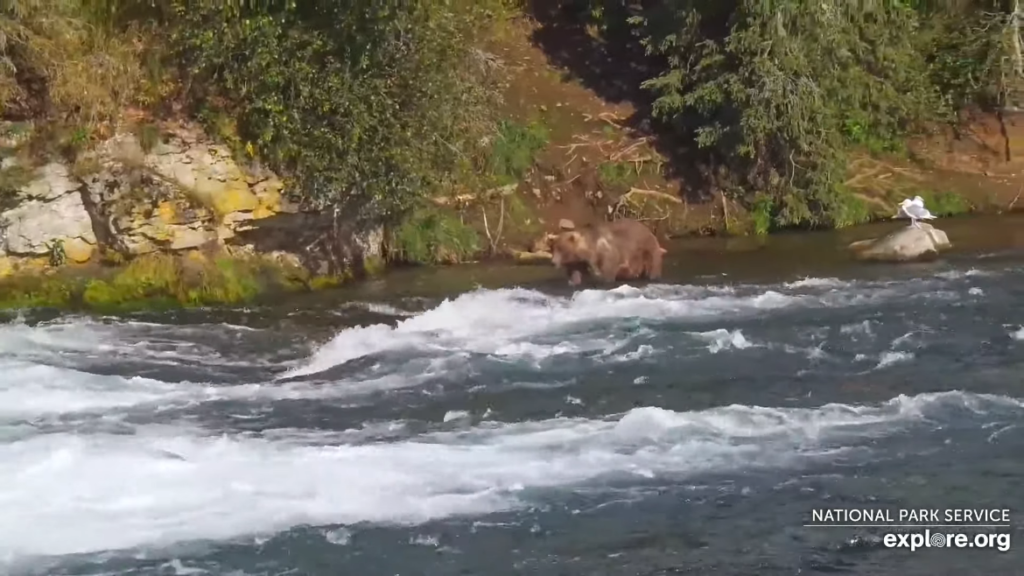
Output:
[893, 196, 936, 228]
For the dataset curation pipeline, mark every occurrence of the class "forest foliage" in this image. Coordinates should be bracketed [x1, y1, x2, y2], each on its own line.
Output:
[0, 0, 1020, 235]
[575, 0, 1022, 229]
[0, 0, 512, 224]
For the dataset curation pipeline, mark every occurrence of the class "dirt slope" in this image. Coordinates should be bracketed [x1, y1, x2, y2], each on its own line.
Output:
[469, 12, 1024, 258]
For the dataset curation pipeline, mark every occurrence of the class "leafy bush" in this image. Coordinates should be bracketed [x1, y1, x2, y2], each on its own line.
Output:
[572, 0, 1011, 231]
[632, 2, 944, 228]
[0, 0, 511, 226]
[171, 0, 504, 224]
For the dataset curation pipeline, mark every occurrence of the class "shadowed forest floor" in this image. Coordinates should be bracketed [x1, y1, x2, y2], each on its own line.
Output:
[478, 8, 1024, 250]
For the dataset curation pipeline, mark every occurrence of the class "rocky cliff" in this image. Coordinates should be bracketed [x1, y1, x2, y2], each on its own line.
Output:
[0, 122, 385, 280]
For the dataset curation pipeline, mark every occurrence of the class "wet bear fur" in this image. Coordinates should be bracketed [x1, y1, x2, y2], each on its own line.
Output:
[549, 219, 667, 286]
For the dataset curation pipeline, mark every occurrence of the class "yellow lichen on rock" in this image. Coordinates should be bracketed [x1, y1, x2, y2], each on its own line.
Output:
[135, 212, 173, 242]
[251, 184, 283, 220]
[0, 256, 13, 279]
[137, 129, 263, 220]
[0, 256, 52, 278]
[193, 175, 259, 216]
[62, 238, 95, 263]
[155, 200, 177, 223]
[105, 181, 218, 254]
[24, 257, 51, 273]
[183, 249, 208, 264]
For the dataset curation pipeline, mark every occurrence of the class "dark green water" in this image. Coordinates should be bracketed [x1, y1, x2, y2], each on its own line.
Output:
[2, 215, 1024, 575]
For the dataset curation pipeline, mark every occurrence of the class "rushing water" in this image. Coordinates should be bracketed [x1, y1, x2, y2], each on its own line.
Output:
[4, 217, 1024, 575]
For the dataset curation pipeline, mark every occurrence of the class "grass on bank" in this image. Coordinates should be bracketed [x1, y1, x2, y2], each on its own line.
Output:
[0, 0, 165, 163]
[486, 119, 549, 185]
[915, 190, 973, 216]
[0, 251, 352, 311]
[389, 117, 551, 265]
[388, 205, 481, 265]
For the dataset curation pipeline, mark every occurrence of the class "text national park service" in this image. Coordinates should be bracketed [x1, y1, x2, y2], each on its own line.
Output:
[810, 508, 1012, 525]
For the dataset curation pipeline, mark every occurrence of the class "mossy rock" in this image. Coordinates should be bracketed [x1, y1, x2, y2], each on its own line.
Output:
[79, 252, 263, 310]
[0, 250, 358, 312]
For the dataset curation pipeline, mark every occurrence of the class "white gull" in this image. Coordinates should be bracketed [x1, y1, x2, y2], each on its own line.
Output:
[893, 196, 936, 228]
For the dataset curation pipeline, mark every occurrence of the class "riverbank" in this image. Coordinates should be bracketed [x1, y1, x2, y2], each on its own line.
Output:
[312, 211, 1024, 301]
[4, 5, 1024, 313]
[0, 110, 1017, 314]
[455, 10, 1024, 243]
[0, 248, 355, 312]
[332, 12, 1024, 260]
[6, 210, 1020, 315]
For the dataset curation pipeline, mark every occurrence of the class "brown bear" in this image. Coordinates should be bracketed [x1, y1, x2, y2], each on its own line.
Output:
[549, 218, 667, 286]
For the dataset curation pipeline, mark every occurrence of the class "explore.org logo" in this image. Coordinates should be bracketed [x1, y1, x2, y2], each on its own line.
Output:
[883, 530, 1011, 552]
[804, 507, 1013, 553]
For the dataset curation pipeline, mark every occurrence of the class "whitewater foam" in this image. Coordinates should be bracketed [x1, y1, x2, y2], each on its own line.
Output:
[692, 329, 753, 353]
[783, 277, 847, 289]
[0, 356, 436, 423]
[0, 362, 188, 419]
[283, 280, 922, 378]
[875, 351, 915, 369]
[0, 391, 1015, 562]
[0, 317, 303, 372]
[0, 269, 1013, 568]
[336, 301, 420, 317]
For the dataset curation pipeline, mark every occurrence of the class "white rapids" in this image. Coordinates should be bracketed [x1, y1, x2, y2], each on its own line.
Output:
[0, 271, 1020, 565]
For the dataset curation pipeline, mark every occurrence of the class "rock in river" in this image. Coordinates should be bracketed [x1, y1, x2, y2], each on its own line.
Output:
[847, 222, 952, 262]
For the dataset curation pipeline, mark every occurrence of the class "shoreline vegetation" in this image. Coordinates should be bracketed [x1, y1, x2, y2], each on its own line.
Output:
[1, 0, 1023, 310]
[0, 250, 355, 312]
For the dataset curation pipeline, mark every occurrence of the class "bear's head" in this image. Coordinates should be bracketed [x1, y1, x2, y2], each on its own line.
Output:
[550, 230, 593, 268]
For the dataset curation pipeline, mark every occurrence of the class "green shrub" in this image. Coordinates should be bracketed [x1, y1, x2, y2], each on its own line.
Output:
[486, 119, 549, 184]
[389, 205, 481, 265]
[597, 161, 638, 192]
[572, 0, 1011, 231]
[172, 1, 503, 223]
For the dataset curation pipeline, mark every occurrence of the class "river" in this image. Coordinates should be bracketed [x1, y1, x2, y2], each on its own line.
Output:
[2, 215, 1024, 575]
